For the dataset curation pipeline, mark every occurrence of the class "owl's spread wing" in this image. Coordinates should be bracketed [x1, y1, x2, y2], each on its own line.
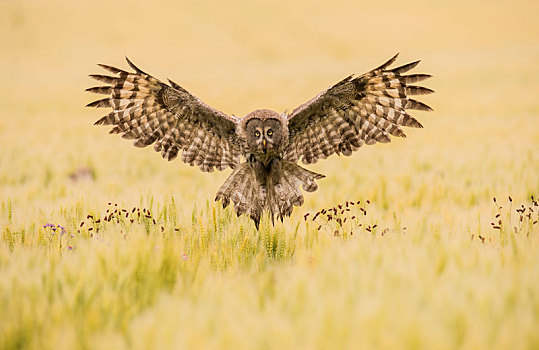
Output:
[284, 53, 433, 164]
[87, 58, 242, 172]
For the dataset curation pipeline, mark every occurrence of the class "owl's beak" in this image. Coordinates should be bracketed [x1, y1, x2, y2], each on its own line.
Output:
[262, 139, 267, 152]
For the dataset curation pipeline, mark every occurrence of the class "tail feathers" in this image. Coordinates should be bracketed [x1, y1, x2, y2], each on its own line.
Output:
[215, 161, 324, 229]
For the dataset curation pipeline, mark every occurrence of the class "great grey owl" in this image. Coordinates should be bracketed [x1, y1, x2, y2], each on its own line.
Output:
[87, 53, 433, 228]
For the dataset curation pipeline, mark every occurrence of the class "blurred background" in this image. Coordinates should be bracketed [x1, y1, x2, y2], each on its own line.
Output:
[0, 0, 537, 221]
[1, 1, 538, 348]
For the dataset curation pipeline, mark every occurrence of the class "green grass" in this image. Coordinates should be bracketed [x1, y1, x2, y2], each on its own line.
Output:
[1, 0, 539, 348]
[2, 197, 538, 349]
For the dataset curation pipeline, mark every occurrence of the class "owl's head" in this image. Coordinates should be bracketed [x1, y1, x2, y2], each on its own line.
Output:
[242, 109, 286, 154]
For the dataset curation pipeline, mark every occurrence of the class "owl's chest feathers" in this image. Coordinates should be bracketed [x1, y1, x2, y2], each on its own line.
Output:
[247, 153, 283, 186]
[248, 151, 279, 167]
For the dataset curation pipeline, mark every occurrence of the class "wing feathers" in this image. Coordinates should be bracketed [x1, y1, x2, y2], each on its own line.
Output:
[405, 86, 435, 95]
[125, 56, 148, 75]
[402, 74, 432, 84]
[87, 59, 242, 172]
[86, 86, 113, 95]
[88, 74, 118, 85]
[373, 53, 399, 71]
[405, 99, 434, 111]
[86, 97, 111, 108]
[97, 63, 129, 75]
[285, 54, 432, 164]
[391, 60, 420, 74]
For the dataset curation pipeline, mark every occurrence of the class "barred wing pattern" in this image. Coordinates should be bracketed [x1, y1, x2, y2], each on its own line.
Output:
[284, 53, 433, 164]
[87, 58, 242, 172]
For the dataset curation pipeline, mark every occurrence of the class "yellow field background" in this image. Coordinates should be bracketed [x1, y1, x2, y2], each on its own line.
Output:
[1, 0, 538, 349]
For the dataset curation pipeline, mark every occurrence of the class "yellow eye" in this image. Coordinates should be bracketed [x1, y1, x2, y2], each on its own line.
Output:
[267, 129, 273, 136]
[255, 130, 261, 137]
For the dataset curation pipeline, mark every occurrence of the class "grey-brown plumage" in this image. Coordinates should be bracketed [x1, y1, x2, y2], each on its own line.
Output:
[87, 53, 433, 228]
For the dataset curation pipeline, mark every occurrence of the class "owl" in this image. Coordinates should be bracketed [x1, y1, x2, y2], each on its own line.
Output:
[87, 53, 433, 228]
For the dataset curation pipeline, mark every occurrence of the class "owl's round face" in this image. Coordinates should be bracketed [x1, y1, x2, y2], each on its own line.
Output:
[245, 118, 282, 154]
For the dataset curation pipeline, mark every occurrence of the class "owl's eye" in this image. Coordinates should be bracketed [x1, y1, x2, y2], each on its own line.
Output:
[255, 130, 261, 137]
[267, 129, 273, 137]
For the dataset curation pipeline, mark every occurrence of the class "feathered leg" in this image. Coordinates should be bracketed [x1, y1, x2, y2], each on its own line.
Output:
[215, 163, 265, 228]
[215, 160, 324, 229]
[268, 161, 324, 222]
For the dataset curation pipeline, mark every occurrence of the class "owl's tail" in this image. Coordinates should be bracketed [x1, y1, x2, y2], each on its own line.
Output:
[215, 161, 324, 229]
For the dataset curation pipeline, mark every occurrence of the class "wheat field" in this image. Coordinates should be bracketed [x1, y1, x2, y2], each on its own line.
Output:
[1, 0, 538, 349]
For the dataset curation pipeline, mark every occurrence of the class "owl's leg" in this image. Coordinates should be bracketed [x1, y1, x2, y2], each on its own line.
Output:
[281, 162, 325, 193]
[265, 160, 325, 224]
[215, 162, 265, 229]
[215, 160, 324, 229]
